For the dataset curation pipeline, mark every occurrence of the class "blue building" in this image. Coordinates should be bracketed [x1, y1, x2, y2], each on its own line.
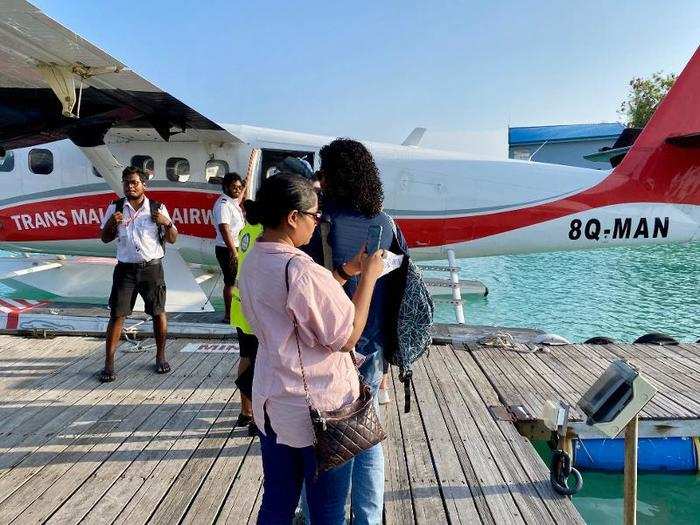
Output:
[508, 123, 625, 169]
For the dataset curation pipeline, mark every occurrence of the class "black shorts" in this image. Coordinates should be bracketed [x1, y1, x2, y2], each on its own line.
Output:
[236, 327, 259, 360]
[215, 246, 238, 286]
[108, 260, 166, 318]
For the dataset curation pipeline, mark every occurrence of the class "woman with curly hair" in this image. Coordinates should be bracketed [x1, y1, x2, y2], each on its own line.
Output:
[314, 138, 408, 525]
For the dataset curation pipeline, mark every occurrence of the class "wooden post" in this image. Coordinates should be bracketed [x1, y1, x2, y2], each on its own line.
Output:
[623, 415, 639, 525]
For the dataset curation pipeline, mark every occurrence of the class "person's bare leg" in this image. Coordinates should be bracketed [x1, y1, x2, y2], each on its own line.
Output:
[380, 373, 388, 390]
[153, 312, 170, 373]
[238, 357, 252, 415]
[222, 284, 233, 323]
[101, 316, 124, 382]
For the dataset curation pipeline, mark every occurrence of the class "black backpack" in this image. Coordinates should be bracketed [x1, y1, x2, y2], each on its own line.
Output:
[113, 197, 166, 247]
[383, 218, 434, 412]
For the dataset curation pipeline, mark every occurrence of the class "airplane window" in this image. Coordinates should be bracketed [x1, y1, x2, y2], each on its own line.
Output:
[205, 159, 229, 183]
[0, 151, 14, 172]
[92, 166, 103, 178]
[166, 157, 190, 183]
[131, 155, 155, 179]
[28, 149, 53, 175]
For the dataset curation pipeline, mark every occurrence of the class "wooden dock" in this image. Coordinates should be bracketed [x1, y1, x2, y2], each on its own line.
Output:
[0, 334, 585, 524]
[464, 341, 700, 439]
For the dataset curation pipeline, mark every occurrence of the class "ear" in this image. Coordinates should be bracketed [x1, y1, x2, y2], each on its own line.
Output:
[286, 209, 300, 228]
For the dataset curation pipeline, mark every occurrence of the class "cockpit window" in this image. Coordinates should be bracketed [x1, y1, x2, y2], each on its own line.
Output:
[0, 151, 14, 172]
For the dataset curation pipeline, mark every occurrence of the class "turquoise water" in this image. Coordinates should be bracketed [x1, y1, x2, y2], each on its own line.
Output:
[430, 243, 699, 343]
[1, 243, 698, 522]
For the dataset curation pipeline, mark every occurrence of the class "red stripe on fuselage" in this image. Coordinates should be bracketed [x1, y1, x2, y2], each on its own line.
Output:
[0, 190, 221, 242]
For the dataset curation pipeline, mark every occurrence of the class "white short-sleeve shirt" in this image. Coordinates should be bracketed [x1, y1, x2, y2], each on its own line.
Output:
[212, 194, 244, 248]
[101, 196, 171, 263]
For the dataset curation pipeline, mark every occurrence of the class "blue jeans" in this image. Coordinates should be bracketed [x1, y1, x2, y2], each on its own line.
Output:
[257, 423, 352, 525]
[351, 351, 385, 525]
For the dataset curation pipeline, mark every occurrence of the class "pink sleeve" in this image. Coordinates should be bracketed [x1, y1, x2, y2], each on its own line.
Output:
[287, 261, 354, 352]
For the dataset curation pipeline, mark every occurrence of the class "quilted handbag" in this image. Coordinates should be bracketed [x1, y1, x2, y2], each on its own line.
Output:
[285, 257, 387, 474]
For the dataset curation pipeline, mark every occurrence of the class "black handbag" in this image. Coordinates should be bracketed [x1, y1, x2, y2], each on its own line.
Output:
[285, 256, 387, 474]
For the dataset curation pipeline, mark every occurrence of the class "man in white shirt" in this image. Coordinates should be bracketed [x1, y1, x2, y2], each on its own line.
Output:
[212, 172, 245, 323]
[99, 166, 178, 382]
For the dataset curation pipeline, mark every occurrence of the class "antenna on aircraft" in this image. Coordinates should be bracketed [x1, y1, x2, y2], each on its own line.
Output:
[402, 127, 427, 147]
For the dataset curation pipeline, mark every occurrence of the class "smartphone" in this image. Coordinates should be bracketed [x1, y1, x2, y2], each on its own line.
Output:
[366, 225, 383, 255]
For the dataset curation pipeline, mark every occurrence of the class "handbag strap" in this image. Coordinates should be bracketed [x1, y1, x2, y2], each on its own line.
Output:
[284, 255, 363, 410]
[285, 256, 314, 409]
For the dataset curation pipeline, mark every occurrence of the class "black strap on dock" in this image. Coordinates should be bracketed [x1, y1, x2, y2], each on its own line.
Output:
[399, 368, 413, 413]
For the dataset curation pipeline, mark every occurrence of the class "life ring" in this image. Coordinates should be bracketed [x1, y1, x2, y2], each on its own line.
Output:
[634, 332, 679, 345]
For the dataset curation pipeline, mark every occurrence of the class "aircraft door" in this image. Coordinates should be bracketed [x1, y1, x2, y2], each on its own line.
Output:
[245, 148, 262, 199]
[259, 149, 315, 180]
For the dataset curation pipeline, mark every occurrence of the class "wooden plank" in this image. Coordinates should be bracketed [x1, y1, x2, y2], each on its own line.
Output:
[213, 440, 264, 525]
[110, 361, 238, 524]
[389, 365, 450, 524]
[570, 344, 684, 419]
[146, 371, 241, 524]
[467, 344, 546, 418]
[424, 350, 525, 524]
[0, 349, 224, 524]
[0, 337, 104, 408]
[0, 346, 150, 479]
[45, 352, 236, 524]
[380, 367, 416, 525]
[0, 345, 203, 502]
[435, 348, 557, 524]
[635, 344, 700, 383]
[445, 349, 584, 524]
[605, 344, 698, 417]
[410, 353, 482, 523]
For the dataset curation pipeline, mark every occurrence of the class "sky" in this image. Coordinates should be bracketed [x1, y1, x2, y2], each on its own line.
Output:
[33, 1, 700, 157]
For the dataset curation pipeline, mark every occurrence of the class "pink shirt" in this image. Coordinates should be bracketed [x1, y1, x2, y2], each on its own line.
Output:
[239, 241, 359, 448]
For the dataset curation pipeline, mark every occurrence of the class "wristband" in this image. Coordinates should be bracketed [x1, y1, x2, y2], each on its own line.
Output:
[335, 263, 353, 280]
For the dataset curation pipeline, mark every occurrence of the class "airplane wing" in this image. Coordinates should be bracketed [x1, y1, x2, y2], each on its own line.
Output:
[0, 0, 241, 150]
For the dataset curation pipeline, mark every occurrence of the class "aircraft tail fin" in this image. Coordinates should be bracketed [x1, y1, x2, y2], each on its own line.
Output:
[610, 46, 700, 205]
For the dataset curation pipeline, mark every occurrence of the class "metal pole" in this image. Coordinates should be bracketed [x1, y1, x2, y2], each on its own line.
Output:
[447, 249, 465, 324]
[623, 415, 639, 525]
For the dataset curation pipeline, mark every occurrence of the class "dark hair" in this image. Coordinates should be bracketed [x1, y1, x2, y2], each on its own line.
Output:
[222, 171, 243, 189]
[319, 138, 383, 217]
[245, 172, 316, 228]
[122, 166, 147, 183]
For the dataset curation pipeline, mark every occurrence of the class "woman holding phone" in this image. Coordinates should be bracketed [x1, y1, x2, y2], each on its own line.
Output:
[238, 172, 385, 524]
[314, 138, 408, 525]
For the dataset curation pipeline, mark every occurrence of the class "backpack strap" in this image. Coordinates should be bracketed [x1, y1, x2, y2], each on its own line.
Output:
[148, 199, 166, 247]
[113, 197, 125, 214]
[319, 222, 333, 271]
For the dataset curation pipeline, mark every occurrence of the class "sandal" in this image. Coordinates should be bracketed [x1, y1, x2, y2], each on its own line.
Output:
[235, 412, 253, 428]
[155, 360, 171, 374]
[98, 368, 116, 383]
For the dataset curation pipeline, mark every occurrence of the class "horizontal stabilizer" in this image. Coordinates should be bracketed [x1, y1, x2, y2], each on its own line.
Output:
[666, 132, 700, 148]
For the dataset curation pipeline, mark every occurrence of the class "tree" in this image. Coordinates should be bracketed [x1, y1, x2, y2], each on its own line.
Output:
[619, 72, 676, 128]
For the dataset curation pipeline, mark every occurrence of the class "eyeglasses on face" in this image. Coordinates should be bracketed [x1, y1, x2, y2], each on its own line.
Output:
[122, 179, 143, 187]
[298, 210, 322, 224]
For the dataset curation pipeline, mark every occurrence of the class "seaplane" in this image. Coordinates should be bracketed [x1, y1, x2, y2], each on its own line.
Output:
[0, 0, 698, 318]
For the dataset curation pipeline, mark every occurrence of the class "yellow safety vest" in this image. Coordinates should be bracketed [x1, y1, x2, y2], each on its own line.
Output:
[230, 222, 263, 333]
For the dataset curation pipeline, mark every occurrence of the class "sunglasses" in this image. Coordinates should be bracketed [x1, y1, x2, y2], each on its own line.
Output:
[298, 210, 322, 224]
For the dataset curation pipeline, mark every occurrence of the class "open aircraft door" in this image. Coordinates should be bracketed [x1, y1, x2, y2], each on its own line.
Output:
[245, 148, 263, 198]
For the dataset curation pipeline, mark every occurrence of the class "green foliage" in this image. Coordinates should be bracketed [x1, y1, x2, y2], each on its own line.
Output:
[619, 72, 677, 128]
